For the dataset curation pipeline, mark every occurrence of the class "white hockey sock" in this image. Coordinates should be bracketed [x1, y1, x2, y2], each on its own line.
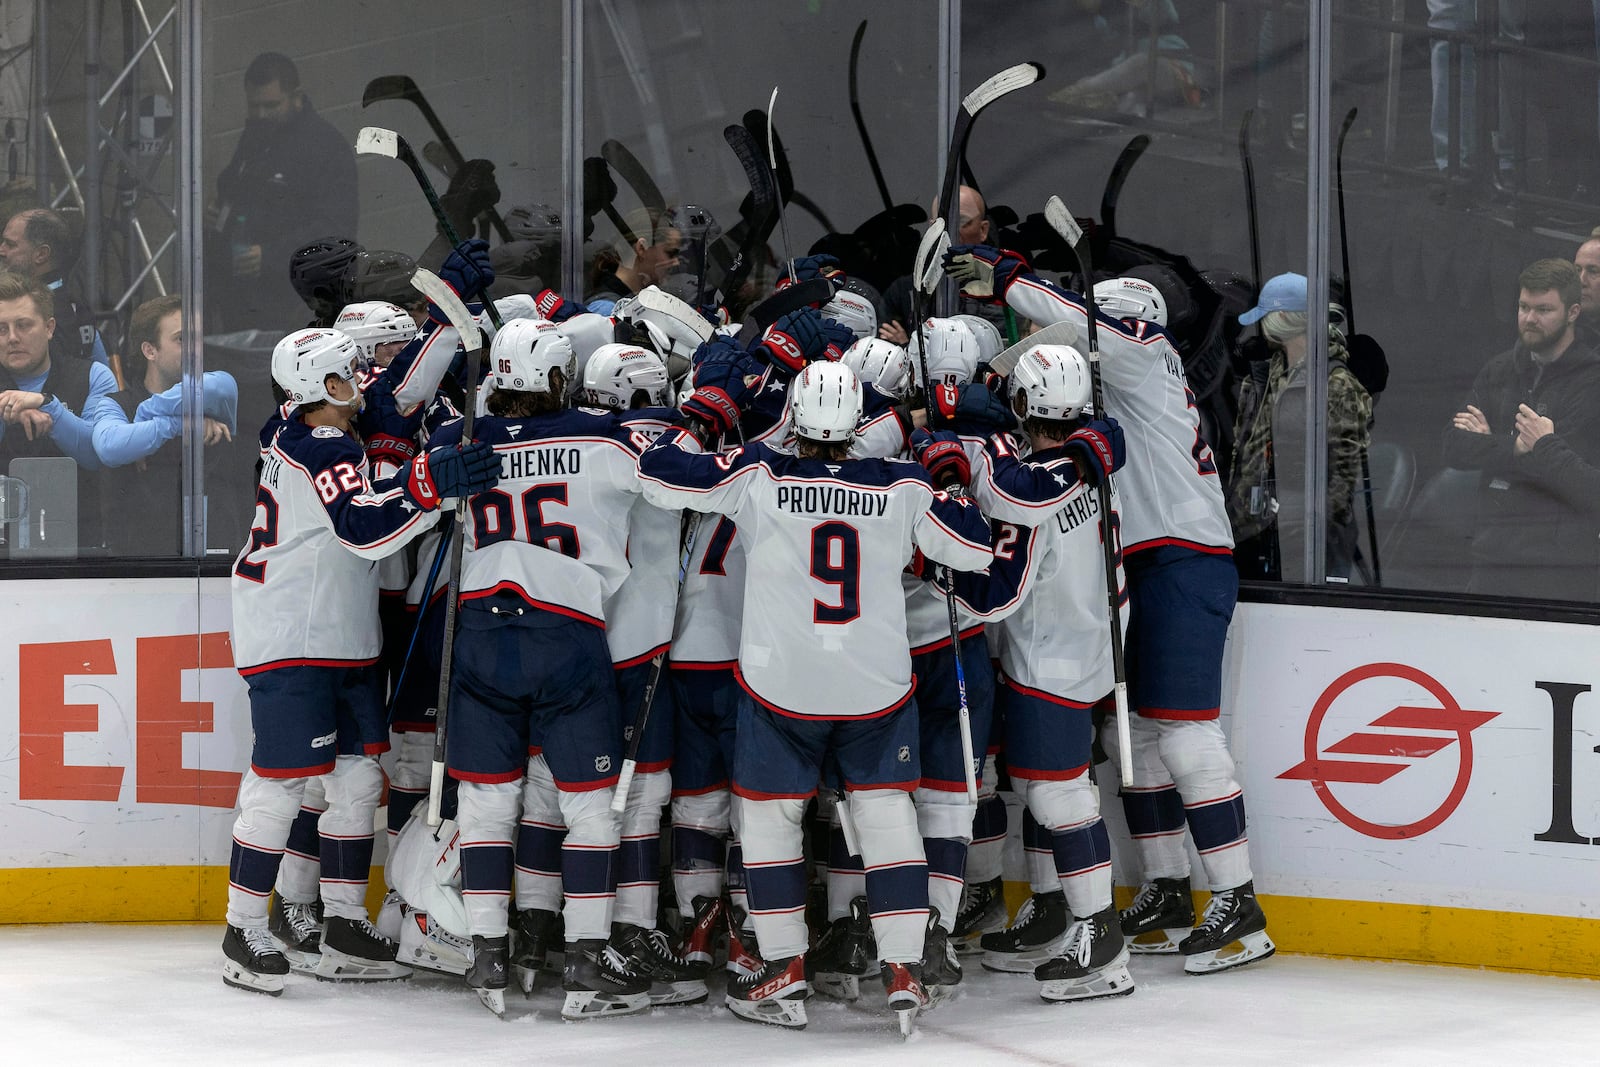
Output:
[317, 755, 384, 921]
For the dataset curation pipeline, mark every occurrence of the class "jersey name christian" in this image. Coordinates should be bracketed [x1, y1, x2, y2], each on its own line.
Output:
[432, 408, 642, 625]
[960, 433, 1128, 704]
[231, 417, 439, 674]
[1006, 275, 1233, 556]
[639, 433, 992, 718]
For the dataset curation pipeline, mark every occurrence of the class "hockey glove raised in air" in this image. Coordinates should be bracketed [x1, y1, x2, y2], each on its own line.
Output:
[1062, 417, 1126, 486]
[407, 440, 501, 509]
[681, 350, 763, 437]
[755, 307, 828, 374]
[933, 382, 1017, 432]
[820, 319, 857, 362]
[533, 288, 588, 324]
[439, 238, 496, 301]
[911, 428, 971, 491]
[776, 254, 845, 290]
[943, 244, 1030, 303]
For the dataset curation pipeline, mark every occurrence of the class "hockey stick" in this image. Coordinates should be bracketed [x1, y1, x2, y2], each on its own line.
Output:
[735, 277, 839, 347]
[848, 20, 894, 213]
[600, 138, 667, 217]
[744, 108, 840, 234]
[361, 75, 512, 243]
[766, 87, 797, 284]
[384, 511, 454, 723]
[911, 219, 949, 409]
[935, 63, 1045, 229]
[612, 510, 705, 815]
[705, 123, 779, 302]
[1336, 106, 1381, 585]
[422, 140, 456, 179]
[408, 267, 487, 829]
[357, 127, 505, 333]
[637, 286, 716, 346]
[1100, 134, 1151, 250]
[1239, 110, 1261, 295]
[1044, 195, 1134, 787]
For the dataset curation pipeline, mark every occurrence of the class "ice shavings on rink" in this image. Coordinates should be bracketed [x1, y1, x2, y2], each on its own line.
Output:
[5, 924, 1598, 1066]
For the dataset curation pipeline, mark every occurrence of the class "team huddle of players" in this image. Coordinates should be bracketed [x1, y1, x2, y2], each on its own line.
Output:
[219, 236, 1275, 1035]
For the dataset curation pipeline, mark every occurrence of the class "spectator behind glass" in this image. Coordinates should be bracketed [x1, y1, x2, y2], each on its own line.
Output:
[211, 52, 358, 331]
[0, 270, 127, 556]
[1226, 272, 1373, 583]
[0, 207, 106, 366]
[1574, 227, 1600, 349]
[880, 185, 998, 347]
[585, 206, 684, 312]
[1444, 259, 1600, 601]
[1425, 1, 1525, 180]
[94, 295, 240, 556]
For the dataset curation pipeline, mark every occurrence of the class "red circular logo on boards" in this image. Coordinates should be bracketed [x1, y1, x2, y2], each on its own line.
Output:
[1277, 662, 1498, 840]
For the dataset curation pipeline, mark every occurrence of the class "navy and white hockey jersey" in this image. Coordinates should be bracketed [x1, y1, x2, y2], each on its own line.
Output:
[601, 407, 681, 666]
[1005, 275, 1233, 557]
[639, 433, 992, 718]
[231, 416, 441, 674]
[430, 408, 642, 625]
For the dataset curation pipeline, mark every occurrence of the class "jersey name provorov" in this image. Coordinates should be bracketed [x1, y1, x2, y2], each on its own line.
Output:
[777, 484, 890, 516]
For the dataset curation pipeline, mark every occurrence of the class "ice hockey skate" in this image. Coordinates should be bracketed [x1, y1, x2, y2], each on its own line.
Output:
[511, 908, 557, 995]
[314, 915, 412, 981]
[397, 909, 473, 976]
[1180, 881, 1275, 975]
[725, 904, 763, 978]
[921, 909, 962, 1005]
[221, 924, 290, 996]
[980, 889, 1070, 974]
[677, 894, 724, 972]
[882, 961, 929, 1037]
[951, 875, 1007, 955]
[726, 953, 809, 1030]
[467, 935, 509, 1017]
[1120, 876, 1196, 954]
[375, 889, 405, 943]
[267, 893, 322, 975]
[1035, 905, 1135, 1003]
[613, 922, 709, 1006]
[560, 939, 652, 1020]
[808, 895, 878, 1000]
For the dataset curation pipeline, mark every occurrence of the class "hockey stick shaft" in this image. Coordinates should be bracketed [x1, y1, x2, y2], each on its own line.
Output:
[849, 20, 893, 212]
[936, 63, 1045, 228]
[945, 584, 978, 802]
[1100, 135, 1151, 245]
[611, 509, 705, 814]
[1044, 196, 1133, 786]
[1239, 110, 1261, 295]
[766, 88, 797, 284]
[1336, 107, 1358, 335]
[384, 512, 454, 723]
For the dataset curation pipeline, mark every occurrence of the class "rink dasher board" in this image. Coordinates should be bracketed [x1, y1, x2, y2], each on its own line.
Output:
[0, 580, 1598, 976]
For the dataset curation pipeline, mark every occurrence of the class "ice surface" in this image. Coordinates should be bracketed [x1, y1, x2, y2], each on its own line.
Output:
[5, 924, 1597, 1066]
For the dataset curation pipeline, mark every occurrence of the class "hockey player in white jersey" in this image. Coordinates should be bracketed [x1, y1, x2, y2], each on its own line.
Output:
[639, 359, 993, 1034]
[944, 244, 1274, 974]
[224, 327, 500, 996]
[939, 342, 1133, 1002]
[426, 318, 651, 1019]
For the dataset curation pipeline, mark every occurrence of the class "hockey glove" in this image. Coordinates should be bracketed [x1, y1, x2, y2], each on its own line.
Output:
[1062, 417, 1126, 486]
[911, 428, 971, 491]
[820, 319, 858, 362]
[407, 440, 501, 509]
[534, 288, 588, 323]
[943, 244, 1030, 303]
[755, 307, 827, 375]
[440, 238, 495, 301]
[776, 254, 845, 290]
[367, 432, 419, 471]
[681, 350, 763, 436]
[933, 382, 1017, 431]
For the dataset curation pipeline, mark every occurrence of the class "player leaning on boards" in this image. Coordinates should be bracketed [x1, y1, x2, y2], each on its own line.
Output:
[638, 359, 993, 1035]
[942, 242, 1274, 975]
[223, 327, 500, 996]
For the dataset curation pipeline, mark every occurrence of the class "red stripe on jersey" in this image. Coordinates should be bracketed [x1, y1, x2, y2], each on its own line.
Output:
[844, 777, 918, 793]
[1139, 705, 1221, 721]
[731, 783, 819, 801]
[552, 773, 621, 792]
[449, 767, 526, 785]
[613, 643, 669, 670]
[252, 760, 336, 779]
[237, 656, 380, 677]
[668, 659, 738, 671]
[999, 676, 1100, 710]
[460, 582, 605, 628]
[735, 665, 916, 721]
[911, 623, 986, 657]
[1125, 536, 1233, 557]
[1005, 761, 1091, 782]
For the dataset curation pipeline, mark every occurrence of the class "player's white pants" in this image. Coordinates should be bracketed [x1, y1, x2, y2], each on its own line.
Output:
[616, 768, 670, 929]
[515, 754, 622, 942]
[275, 774, 325, 905]
[317, 755, 385, 921]
[227, 770, 307, 928]
[914, 784, 975, 933]
[736, 796, 810, 959]
[457, 778, 520, 938]
[1103, 713, 1190, 882]
[1023, 808, 1059, 895]
[671, 788, 733, 920]
[1018, 777, 1113, 919]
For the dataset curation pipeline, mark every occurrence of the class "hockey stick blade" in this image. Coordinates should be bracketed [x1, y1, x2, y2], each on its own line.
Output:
[410, 269, 483, 352]
[636, 286, 715, 344]
[422, 140, 456, 178]
[361, 74, 418, 109]
[961, 61, 1045, 116]
[600, 139, 667, 216]
[1044, 195, 1083, 248]
[736, 277, 839, 346]
[355, 126, 400, 159]
[987, 319, 1080, 376]
[913, 219, 949, 297]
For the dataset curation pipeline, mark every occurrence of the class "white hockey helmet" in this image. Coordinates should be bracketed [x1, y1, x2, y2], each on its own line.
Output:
[1012, 343, 1092, 421]
[840, 336, 914, 400]
[789, 360, 863, 443]
[909, 316, 981, 389]
[488, 317, 576, 397]
[582, 342, 671, 410]
[271, 327, 364, 408]
[820, 289, 878, 342]
[1094, 275, 1168, 327]
[621, 285, 711, 367]
[333, 301, 418, 366]
[951, 314, 1004, 366]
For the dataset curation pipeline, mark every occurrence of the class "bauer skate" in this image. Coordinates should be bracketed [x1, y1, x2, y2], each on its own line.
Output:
[808, 896, 878, 1000]
[1036, 904, 1135, 1003]
[920, 908, 962, 1006]
[398, 909, 473, 976]
[980, 889, 1069, 974]
[268, 893, 322, 975]
[881, 962, 929, 1038]
[1120, 876, 1196, 954]
[315, 916, 412, 982]
[614, 922, 709, 1006]
[510, 908, 558, 995]
[221, 924, 290, 996]
[467, 935, 509, 1017]
[726, 953, 809, 1030]
[561, 939, 651, 1020]
[951, 875, 1007, 955]
[1180, 881, 1275, 975]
